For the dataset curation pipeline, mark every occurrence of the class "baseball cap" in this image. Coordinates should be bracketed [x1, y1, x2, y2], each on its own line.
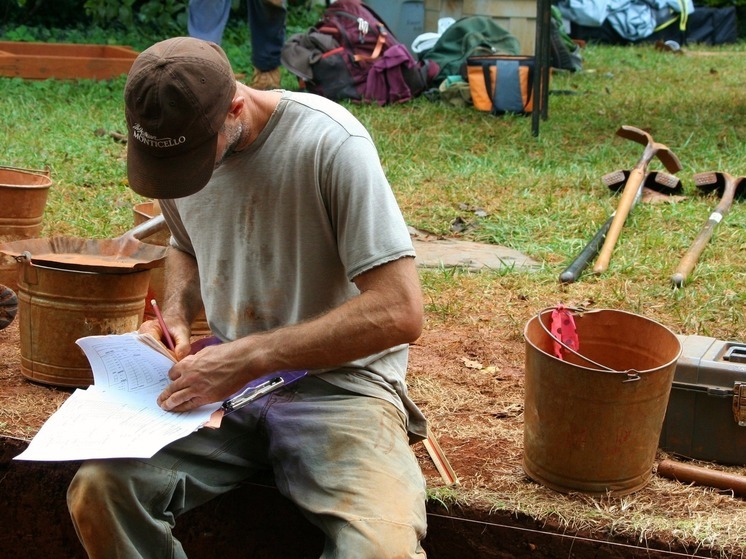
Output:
[125, 37, 236, 199]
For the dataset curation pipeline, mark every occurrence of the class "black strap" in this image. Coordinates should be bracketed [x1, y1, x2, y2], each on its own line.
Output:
[481, 63, 493, 105]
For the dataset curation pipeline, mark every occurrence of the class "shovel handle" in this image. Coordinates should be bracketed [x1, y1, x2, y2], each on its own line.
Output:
[559, 214, 613, 283]
[671, 212, 722, 287]
[123, 213, 168, 241]
[657, 459, 746, 497]
[593, 167, 645, 274]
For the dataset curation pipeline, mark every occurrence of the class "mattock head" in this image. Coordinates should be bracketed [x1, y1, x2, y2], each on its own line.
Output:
[617, 125, 653, 146]
[603, 169, 682, 195]
[645, 170, 683, 194]
[694, 171, 746, 200]
[602, 169, 630, 192]
[616, 125, 683, 174]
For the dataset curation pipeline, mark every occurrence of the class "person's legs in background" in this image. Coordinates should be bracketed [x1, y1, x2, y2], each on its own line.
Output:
[248, 0, 286, 90]
[188, 0, 231, 44]
[188, 0, 285, 90]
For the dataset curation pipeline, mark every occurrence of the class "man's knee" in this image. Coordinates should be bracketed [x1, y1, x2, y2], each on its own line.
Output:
[67, 461, 121, 547]
[68, 462, 119, 520]
[332, 518, 426, 559]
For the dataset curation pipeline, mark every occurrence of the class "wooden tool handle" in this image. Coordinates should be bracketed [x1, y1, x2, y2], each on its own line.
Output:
[593, 167, 645, 274]
[671, 215, 720, 287]
[658, 459, 746, 497]
[124, 213, 168, 241]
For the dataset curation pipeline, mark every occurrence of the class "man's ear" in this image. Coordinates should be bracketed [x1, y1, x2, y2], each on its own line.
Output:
[228, 94, 245, 119]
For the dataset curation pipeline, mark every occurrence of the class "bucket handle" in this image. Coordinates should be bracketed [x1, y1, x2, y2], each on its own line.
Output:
[537, 307, 642, 382]
[15, 251, 39, 285]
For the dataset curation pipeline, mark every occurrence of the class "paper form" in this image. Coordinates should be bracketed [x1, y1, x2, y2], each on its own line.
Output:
[77, 333, 175, 392]
[14, 332, 221, 462]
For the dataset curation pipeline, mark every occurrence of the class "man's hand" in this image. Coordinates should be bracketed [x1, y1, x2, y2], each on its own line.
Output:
[156, 341, 254, 412]
[139, 318, 192, 361]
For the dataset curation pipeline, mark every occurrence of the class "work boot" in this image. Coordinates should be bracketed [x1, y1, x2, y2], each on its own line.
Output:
[249, 67, 281, 90]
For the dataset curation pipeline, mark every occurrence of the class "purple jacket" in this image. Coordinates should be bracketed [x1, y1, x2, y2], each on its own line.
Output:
[363, 44, 414, 106]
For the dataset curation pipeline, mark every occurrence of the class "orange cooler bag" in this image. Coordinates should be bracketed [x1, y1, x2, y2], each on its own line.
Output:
[467, 55, 535, 115]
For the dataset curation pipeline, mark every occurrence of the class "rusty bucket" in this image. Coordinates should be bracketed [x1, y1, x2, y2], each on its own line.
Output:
[16, 262, 152, 387]
[523, 308, 681, 496]
[133, 202, 210, 336]
[0, 166, 53, 290]
[0, 216, 168, 388]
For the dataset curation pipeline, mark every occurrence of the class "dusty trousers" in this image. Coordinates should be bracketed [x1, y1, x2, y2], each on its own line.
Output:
[67, 376, 428, 558]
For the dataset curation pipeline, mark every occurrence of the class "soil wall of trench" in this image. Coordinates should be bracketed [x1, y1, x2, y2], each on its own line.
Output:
[1, 436, 720, 559]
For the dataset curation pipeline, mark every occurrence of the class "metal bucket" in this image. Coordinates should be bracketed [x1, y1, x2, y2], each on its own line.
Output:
[523, 308, 682, 496]
[133, 202, 210, 336]
[17, 261, 151, 387]
[0, 166, 53, 290]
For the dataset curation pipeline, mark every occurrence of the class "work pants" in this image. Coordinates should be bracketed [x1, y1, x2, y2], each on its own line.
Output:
[67, 376, 428, 558]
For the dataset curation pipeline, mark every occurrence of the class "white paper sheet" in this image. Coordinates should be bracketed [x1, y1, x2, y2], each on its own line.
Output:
[14, 332, 221, 462]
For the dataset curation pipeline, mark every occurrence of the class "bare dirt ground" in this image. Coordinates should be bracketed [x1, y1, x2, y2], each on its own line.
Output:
[1, 296, 746, 558]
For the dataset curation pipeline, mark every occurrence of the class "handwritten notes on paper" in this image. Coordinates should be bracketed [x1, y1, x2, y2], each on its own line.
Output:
[14, 333, 221, 462]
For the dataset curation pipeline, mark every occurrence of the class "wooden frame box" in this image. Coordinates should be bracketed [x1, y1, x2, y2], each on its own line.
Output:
[0, 42, 138, 80]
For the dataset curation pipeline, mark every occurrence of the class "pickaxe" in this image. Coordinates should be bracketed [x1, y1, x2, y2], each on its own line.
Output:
[560, 170, 682, 283]
[671, 171, 746, 287]
[592, 126, 683, 274]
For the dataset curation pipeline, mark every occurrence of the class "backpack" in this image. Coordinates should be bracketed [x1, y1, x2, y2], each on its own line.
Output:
[420, 16, 521, 85]
[281, 0, 438, 105]
[549, 6, 582, 71]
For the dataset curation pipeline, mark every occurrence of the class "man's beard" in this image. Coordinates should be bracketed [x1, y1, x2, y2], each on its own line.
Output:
[215, 122, 244, 168]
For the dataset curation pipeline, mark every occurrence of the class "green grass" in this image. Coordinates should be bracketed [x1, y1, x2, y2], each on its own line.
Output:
[0, 25, 744, 343]
[1, 23, 745, 555]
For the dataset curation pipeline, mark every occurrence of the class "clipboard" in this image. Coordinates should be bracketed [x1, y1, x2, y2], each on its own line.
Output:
[189, 337, 308, 415]
[221, 370, 308, 414]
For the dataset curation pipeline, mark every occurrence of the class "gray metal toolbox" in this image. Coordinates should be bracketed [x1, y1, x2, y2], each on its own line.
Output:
[659, 334, 746, 465]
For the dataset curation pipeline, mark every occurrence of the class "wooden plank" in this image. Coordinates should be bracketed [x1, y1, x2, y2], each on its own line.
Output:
[0, 42, 137, 58]
[503, 18, 536, 54]
[0, 42, 138, 80]
[422, 426, 459, 486]
[425, 0, 537, 19]
[464, 0, 537, 18]
[423, 0, 537, 50]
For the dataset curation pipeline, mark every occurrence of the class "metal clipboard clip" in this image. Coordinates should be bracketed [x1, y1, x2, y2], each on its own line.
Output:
[220, 370, 307, 415]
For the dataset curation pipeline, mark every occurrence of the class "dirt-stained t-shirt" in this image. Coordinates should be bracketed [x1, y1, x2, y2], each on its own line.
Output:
[159, 91, 426, 441]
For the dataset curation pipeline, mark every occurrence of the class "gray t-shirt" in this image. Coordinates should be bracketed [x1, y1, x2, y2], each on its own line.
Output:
[159, 91, 426, 441]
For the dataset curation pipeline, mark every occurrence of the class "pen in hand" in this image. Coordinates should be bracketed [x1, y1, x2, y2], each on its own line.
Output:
[150, 299, 175, 351]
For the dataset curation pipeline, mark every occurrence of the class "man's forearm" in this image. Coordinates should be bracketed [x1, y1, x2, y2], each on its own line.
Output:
[226, 256, 423, 376]
[163, 247, 203, 326]
[157, 256, 423, 412]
